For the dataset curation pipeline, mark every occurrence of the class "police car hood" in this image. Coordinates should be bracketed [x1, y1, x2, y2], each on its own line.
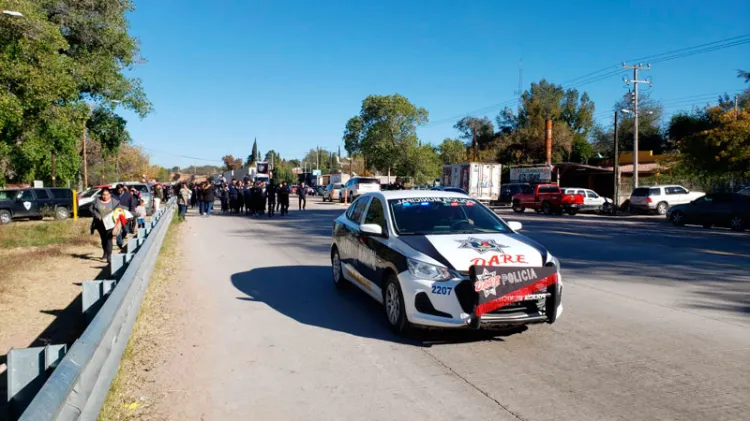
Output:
[400, 233, 547, 271]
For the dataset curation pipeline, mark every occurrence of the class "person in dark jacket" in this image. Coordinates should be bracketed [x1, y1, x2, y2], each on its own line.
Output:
[202, 181, 215, 217]
[229, 180, 239, 214]
[244, 181, 253, 215]
[266, 181, 276, 217]
[91, 188, 119, 263]
[253, 182, 265, 216]
[220, 184, 229, 213]
[297, 182, 307, 211]
[115, 184, 136, 250]
[278, 182, 290, 215]
[190, 184, 198, 208]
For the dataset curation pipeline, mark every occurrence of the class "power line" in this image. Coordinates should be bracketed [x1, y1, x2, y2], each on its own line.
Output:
[422, 34, 750, 127]
[625, 34, 750, 63]
[135, 145, 222, 163]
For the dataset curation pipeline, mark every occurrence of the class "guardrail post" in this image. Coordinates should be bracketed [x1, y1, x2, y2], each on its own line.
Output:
[82, 280, 116, 322]
[126, 238, 139, 254]
[109, 253, 133, 279]
[7, 345, 67, 419]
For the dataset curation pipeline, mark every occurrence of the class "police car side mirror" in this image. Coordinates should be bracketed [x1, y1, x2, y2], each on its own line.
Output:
[508, 221, 523, 231]
[360, 223, 384, 237]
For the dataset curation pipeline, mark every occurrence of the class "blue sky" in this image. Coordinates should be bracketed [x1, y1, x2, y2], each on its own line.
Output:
[121, 0, 750, 168]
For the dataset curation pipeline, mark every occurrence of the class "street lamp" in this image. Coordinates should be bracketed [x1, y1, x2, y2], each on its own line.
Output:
[1, 10, 24, 17]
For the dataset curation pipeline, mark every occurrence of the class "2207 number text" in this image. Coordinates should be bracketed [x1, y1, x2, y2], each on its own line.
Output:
[431, 285, 452, 296]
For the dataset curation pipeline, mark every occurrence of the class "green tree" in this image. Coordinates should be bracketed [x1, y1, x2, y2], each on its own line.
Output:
[0, 0, 150, 186]
[454, 117, 494, 156]
[343, 94, 429, 176]
[570, 137, 595, 163]
[406, 144, 442, 184]
[494, 79, 595, 164]
[265, 150, 281, 167]
[669, 107, 750, 178]
[438, 138, 467, 164]
[612, 91, 666, 153]
[248, 139, 258, 165]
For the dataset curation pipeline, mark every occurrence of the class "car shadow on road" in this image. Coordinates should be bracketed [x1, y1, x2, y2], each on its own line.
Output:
[231, 265, 525, 347]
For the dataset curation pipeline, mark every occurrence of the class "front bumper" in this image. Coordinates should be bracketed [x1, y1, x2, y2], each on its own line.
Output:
[398, 270, 564, 328]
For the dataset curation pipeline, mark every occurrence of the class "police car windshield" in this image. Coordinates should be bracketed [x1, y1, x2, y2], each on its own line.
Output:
[388, 197, 510, 235]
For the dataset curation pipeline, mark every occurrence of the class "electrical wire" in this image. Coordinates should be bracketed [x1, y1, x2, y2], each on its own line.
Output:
[135, 145, 223, 163]
[423, 34, 750, 127]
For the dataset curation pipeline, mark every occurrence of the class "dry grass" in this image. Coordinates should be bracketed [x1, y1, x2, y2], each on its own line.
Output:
[0, 219, 96, 249]
[98, 219, 183, 421]
[0, 219, 99, 294]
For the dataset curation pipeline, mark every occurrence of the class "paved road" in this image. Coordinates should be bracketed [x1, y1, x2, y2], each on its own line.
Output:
[156, 200, 750, 421]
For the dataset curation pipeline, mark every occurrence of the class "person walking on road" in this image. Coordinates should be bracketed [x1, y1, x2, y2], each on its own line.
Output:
[266, 181, 276, 217]
[153, 183, 163, 213]
[190, 184, 198, 209]
[115, 184, 136, 250]
[297, 182, 307, 211]
[178, 183, 190, 221]
[244, 182, 255, 215]
[202, 181, 215, 217]
[229, 180, 239, 214]
[220, 184, 229, 213]
[278, 182, 290, 216]
[91, 188, 119, 263]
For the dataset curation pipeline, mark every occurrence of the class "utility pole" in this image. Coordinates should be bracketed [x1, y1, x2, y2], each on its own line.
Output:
[613, 111, 619, 215]
[316, 146, 320, 170]
[82, 127, 88, 188]
[623, 63, 651, 188]
[51, 152, 56, 187]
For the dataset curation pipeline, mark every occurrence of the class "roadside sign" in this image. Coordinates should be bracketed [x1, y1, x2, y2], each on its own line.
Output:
[312, 170, 322, 176]
[510, 166, 552, 183]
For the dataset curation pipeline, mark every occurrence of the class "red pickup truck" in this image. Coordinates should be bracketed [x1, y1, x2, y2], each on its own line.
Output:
[511, 184, 584, 215]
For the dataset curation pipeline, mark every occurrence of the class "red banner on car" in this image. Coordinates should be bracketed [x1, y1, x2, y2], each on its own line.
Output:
[469, 266, 558, 317]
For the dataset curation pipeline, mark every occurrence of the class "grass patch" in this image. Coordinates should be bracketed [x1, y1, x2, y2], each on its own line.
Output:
[0, 219, 93, 248]
[98, 216, 182, 421]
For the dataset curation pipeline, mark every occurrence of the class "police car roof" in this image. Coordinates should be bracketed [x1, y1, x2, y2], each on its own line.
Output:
[366, 190, 470, 200]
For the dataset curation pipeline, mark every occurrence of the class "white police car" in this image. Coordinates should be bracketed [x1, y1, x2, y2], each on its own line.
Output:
[330, 190, 563, 333]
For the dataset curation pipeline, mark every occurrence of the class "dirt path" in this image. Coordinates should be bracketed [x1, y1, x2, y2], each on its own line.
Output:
[0, 221, 109, 418]
[98, 219, 202, 421]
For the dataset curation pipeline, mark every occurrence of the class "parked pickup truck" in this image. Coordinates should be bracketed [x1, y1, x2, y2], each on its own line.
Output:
[511, 184, 584, 215]
[0, 187, 74, 224]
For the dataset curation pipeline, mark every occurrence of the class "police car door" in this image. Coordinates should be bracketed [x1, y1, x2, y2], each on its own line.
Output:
[357, 197, 389, 298]
[340, 197, 370, 288]
[14, 189, 38, 218]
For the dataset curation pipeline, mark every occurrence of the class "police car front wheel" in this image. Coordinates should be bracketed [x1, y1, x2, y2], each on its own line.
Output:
[332, 249, 347, 289]
[384, 275, 409, 334]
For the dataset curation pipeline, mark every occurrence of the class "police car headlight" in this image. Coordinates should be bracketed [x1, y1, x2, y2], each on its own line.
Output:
[407, 258, 453, 281]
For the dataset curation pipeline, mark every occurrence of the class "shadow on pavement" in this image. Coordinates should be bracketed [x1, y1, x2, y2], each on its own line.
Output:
[230, 265, 526, 346]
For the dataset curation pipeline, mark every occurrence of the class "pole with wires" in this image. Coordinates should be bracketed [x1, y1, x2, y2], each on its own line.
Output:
[623, 63, 651, 188]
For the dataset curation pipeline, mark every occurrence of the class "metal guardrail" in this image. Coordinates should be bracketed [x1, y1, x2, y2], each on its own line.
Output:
[12, 197, 177, 421]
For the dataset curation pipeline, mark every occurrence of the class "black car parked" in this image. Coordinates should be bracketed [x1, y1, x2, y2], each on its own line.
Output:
[0, 188, 74, 224]
[667, 193, 750, 231]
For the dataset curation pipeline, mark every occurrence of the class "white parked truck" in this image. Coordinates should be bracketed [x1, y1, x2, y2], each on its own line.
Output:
[441, 163, 502, 202]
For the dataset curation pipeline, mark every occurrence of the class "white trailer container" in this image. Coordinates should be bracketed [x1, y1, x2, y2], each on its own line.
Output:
[441, 163, 502, 202]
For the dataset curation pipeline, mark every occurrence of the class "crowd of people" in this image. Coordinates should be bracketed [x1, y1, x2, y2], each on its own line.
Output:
[172, 176, 309, 221]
